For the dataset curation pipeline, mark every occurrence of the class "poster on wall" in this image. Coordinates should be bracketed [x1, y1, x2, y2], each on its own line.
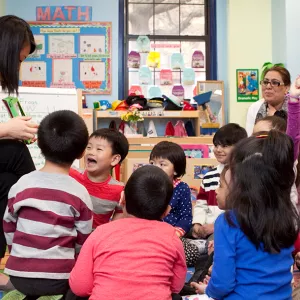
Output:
[236, 69, 259, 102]
[21, 22, 112, 95]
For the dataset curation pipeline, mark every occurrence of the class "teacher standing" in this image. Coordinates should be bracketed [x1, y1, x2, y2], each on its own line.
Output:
[246, 66, 291, 136]
[0, 15, 38, 288]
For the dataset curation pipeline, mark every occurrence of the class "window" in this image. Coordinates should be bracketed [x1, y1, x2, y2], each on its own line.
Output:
[123, 0, 215, 99]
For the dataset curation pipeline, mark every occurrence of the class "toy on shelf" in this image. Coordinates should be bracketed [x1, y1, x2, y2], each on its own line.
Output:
[193, 91, 220, 135]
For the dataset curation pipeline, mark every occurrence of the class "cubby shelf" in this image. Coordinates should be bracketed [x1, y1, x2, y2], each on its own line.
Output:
[95, 110, 200, 119]
[94, 109, 202, 136]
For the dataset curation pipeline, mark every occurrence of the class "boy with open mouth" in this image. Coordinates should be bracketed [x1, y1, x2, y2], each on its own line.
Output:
[70, 128, 129, 229]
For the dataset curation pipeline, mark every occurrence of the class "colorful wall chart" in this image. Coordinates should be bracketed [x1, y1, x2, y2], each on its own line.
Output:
[20, 22, 112, 94]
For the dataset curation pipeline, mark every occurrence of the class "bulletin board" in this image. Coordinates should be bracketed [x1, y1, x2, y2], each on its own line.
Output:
[20, 22, 112, 94]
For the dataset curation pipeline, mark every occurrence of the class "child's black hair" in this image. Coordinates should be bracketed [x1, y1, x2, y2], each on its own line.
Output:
[213, 123, 247, 147]
[125, 165, 173, 220]
[0, 15, 36, 95]
[226, 130, 299, 253]
[89, 128, 129, 163]
[149, 141, 186, 179]
[38, 110, 89, 166]
[255, 115, 287, 132]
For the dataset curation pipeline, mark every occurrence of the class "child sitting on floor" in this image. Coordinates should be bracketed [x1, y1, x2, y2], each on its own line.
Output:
[190, 131, 299, 299]
[3, 110, 93, 299]
[192, 124, 247, 241]
[69, 165, 186, 300]
[149, 141, 192, 237]
[180, 167, 228, 297]
[70, 128, 129, 229]
[182, 124, 247, 266]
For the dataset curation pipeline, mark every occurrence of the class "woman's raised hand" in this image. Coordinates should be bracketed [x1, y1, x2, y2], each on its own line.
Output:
[289, 76, 300, 101]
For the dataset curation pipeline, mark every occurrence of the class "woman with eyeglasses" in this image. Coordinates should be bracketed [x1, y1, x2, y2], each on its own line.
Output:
[245, 66, 291, 136]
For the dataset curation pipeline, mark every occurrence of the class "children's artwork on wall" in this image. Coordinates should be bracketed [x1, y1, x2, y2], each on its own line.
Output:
[80, 61, 105, 82]
[139, 66, 152, 85]
[148, 86, 162, 98]
[128, 51, 141, 69]
[160, 69, 173, 85]
[172, 85, 185, 100]
[192, 50, 204, 68]
[31, 35, 45, 56]
[236, 69, 259, 102]
[129, 85, 143, 95]
[171, 53, 184, 69]
[136, 35, 150, 53]
[183, 68, 195, 85]
[194, 165, 214, 179]
[147, 51, 161, 68]
[20, 62, 47, 87]
[80, 35, 105, 54]
[52, 59, 74, 87]
[49, 35, 75, 55]
[23, 22, 112, 94]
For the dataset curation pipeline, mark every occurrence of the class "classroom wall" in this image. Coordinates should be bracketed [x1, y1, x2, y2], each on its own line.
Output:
[3, 1, 295, 127]
[272, 0, 286, 66]
[285, 0, 300, 81]
[0, 0, 5, 15]
[5, 0, 119, 107]
[227, 0, 273, 126]
[216, 0, 228, 123]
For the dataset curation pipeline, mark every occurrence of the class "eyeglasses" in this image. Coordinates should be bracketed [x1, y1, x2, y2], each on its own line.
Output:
[260, 79, 285, 87]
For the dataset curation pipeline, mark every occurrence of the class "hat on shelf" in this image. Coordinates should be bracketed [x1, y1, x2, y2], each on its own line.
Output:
[147, 97, 164, 111]
[112, 100, 128, 111]
[162, 94, 184, 111]
[126, 94, 148, 110]
[99, 100, 112, 111]
[183, 101, 195, 111]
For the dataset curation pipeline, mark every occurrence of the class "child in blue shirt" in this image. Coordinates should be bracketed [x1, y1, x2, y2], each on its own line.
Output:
[150, 141, 192, 237]
[191, 130, 299, 299]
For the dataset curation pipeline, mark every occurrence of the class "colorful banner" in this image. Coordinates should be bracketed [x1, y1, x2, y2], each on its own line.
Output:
[36, 6, 92, 21]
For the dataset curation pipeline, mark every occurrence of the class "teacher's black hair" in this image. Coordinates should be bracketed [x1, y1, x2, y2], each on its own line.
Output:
[0, 15, 36, 95]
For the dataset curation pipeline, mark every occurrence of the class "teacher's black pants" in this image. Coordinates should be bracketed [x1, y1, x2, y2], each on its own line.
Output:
[0, 140, 35, 257]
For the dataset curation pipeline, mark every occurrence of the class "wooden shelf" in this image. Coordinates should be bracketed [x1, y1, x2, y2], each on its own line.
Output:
[94, 109, 202, 136]
[95, 110, 200, 119]
[127, 136, 214, 145]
